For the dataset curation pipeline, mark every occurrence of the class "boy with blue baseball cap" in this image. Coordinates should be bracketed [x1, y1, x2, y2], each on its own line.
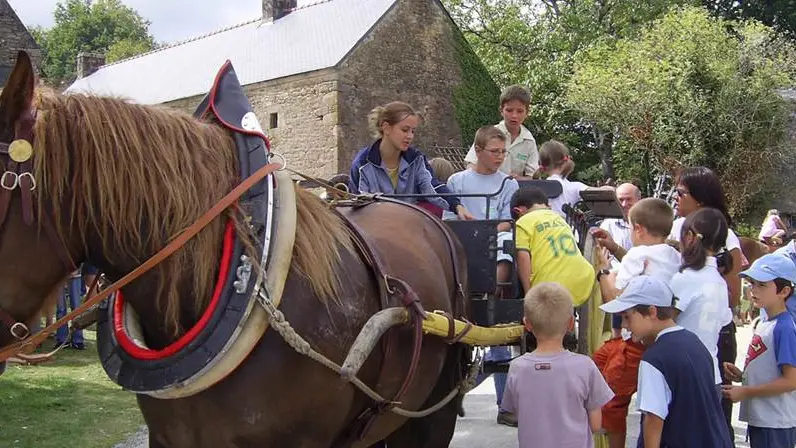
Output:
[600, 276, 732, 447]
[763, 243, 796, 322]
[722, 253, 796, 447]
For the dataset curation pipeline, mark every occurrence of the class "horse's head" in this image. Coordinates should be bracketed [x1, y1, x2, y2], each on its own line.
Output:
[0, 52, 78, 356]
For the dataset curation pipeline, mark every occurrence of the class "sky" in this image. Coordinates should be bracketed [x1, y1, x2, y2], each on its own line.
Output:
[8, 0, 316, 44]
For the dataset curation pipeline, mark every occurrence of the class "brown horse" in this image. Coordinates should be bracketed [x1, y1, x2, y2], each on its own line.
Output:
[739, 236, 771, 268]
[0, 53, 469, 447]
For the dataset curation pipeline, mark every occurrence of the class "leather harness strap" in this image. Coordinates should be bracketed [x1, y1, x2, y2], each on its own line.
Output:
[0, 107, 80, 343]
[351, 195, 467, 317]
[0, 110, 76, 267]
[438, 310, 474, 345]
[331, 197, 470, 442]
[335, 211, 425, 316]
[0, 106, 79, 341]
[333, 210, 427, 441]
[0, 139, 79, 275]
[0, 308, 27, 339]
[10, 109, 36, 226]
[0, 161, 282, 362]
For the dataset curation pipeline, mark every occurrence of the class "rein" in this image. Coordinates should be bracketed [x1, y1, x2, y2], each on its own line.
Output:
[0, 160, 283, 363]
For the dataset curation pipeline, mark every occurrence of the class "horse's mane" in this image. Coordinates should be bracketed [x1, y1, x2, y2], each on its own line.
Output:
[32, 92, 353, 335]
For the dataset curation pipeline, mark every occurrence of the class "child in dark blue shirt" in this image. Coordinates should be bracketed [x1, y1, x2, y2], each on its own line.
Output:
[601, 276, 732, 447]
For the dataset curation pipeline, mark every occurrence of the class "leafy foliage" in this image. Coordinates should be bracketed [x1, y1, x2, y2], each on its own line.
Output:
[443, 0, 796, 221]
[106, 37, 155, 63]
[442, 0, 694, 183]
[451, 28, 501, 146]
[706, 0, 796, 38]
[30, 0, 155, 86]
[566, 7, 796, 218]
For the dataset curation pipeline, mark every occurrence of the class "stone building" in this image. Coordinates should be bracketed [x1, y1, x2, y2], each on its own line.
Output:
[0, 0, 41, 87]
[66, 0, 497, 179]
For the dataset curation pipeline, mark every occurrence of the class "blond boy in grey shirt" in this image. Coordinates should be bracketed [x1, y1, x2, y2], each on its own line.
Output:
[502, 282, 613, 448]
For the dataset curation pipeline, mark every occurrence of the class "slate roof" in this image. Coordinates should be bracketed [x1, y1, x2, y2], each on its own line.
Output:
[65, 0, 398, 104]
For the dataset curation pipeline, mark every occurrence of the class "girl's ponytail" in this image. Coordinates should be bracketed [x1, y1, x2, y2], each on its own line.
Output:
[679, 208, 729, 272]
[680, 227, 708, 272]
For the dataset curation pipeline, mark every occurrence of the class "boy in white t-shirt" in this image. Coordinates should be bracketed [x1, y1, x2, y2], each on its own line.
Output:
[593, 197, 681, 448]
[597, 198, 681, 301]
[464, 85, 538, 180]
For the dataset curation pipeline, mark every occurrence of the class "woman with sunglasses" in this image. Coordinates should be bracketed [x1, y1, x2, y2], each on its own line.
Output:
[669, 166, 743, 444]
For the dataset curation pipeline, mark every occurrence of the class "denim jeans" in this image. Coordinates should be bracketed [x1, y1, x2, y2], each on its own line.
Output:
[56, 277, 84, 345]
[474, 345, 512, 408]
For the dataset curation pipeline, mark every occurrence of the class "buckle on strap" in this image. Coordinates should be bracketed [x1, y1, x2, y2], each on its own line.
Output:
[10, 322, 29, 340]
[18, 172, 36, 191]
[1, 171, 18, 190]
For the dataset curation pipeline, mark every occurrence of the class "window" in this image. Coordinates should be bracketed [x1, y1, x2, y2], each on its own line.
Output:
[269, 113, 278, 129]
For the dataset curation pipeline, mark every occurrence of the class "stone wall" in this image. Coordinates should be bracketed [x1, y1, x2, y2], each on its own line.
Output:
[165, 69, 340, 179]
[0, 0, 41, 86]
[336, 0, 464, 172]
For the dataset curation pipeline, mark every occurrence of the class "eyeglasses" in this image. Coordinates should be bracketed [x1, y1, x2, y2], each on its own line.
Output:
[675, 188, 690, 198]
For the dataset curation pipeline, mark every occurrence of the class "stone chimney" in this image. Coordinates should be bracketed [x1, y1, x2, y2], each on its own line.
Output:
[263, 0, 297, 22]
[75, 52, 105, 79]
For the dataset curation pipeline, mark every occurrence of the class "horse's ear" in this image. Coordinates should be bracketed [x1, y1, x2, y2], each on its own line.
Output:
[0, 51, 36, 124]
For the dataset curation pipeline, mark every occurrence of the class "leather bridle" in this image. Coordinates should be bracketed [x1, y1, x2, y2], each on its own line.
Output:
[0, 108, 78, 343]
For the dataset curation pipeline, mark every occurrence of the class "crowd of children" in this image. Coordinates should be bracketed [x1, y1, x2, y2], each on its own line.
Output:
[340, 83, 796, 447]
[507, 199, 796, 448]
[507, 193, 796, 447]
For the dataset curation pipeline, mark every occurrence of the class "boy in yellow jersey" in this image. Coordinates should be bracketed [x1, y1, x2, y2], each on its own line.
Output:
[512, 187, 595, 305]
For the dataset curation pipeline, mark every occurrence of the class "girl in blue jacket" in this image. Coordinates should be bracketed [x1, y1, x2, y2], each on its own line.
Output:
[349, 101, 472, 220]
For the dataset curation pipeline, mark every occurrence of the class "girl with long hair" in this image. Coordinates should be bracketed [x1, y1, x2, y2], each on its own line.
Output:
[669, 166, 742, 442]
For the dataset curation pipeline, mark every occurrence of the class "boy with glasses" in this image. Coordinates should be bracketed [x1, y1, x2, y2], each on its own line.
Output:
[448, 125, 519, 425]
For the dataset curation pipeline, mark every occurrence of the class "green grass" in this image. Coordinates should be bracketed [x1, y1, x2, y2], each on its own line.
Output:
[0, 330, 144, 448]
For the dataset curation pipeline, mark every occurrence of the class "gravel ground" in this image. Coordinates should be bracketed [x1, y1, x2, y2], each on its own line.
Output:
[113, 425, 148, 448]
[114, 326, 756, 447]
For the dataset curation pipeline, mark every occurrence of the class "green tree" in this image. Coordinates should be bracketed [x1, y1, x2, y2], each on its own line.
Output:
[705, 0, 796, 37]
[31, 0, 155, 86]
[566, 7, 796, 218]
[442, 0, 695, 183]
[106, 38, 154, 63]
